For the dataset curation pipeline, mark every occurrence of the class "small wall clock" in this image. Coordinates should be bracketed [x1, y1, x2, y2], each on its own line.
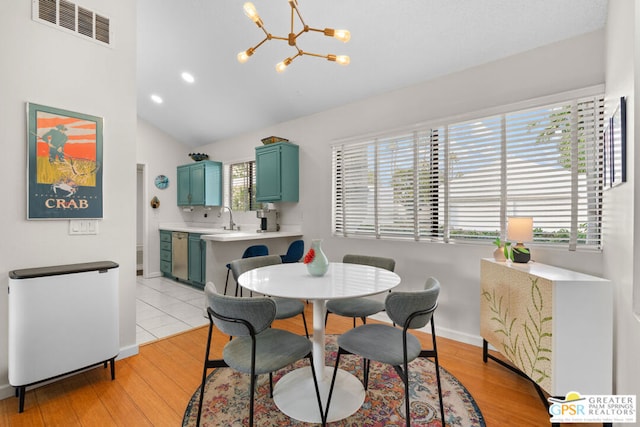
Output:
[155, 175, 169, 189]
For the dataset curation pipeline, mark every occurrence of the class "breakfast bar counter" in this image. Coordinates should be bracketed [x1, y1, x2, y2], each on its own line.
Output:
[158, 224, 302, 292]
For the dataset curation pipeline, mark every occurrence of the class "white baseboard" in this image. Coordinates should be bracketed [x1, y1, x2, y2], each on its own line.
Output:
[369, 312, 484, 348]
[0, 383, 15, 400]
[117, 343, 139, 360]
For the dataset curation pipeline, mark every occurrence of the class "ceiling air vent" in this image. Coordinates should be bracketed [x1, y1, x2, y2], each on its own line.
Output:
[32, 0, 112, 47]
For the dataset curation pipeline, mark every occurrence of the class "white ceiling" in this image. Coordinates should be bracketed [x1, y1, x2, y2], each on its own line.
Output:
[136, 0, 608, 148]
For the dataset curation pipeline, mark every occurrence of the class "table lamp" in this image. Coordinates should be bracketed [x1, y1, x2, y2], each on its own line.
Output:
[507, 217, 533, 263]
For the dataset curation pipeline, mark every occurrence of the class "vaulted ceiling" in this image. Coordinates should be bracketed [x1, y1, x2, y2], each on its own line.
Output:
[137, 0, 608, 147]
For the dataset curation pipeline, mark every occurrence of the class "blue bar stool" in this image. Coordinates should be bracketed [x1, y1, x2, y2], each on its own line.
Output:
[223, 244, 269, 296]
[280, 239, 304, 263]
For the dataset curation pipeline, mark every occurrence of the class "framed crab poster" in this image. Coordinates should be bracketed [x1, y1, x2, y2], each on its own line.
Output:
[27, 103, 103, 219]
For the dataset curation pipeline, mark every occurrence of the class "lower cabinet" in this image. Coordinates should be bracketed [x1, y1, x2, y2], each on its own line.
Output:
[160, 231, 172, 275]
[188, 233, 206, 287]
[159, 231, 206, 289]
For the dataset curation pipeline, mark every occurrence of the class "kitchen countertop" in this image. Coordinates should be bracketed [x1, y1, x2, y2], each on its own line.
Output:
[200, 231, 303, 242]
[159, 224, 302, 242]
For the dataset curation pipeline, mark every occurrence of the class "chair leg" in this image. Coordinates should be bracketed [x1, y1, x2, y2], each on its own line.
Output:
[269, 372, 273, 398]
[196, 322, 215, 426]
[196, 318, 228, 426]
[324, 347, 344, 423]
[223, 269, 230, 295]
[416, 319, 445, 426]
[307, 353, 326, 426]
[363, 358, 370, 389]
[404, 357, 411, 427]
[249, 375, 257, 427]
[431, 319, 445, 425]
[301, 311, 309, 338]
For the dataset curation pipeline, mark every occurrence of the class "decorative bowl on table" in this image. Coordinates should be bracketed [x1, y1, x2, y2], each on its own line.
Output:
[261, 136, 289, 145]
[189, 153, 209, 162]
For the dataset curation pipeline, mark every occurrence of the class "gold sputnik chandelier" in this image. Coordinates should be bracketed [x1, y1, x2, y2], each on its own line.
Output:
[237, 0, 350, 73]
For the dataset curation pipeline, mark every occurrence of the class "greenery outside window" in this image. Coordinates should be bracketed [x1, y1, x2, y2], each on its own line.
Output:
[332, 93, 605, 250]
[229, 161, 261, 212]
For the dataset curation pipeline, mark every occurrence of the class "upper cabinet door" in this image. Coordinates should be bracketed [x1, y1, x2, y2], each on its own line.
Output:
[188, 162, 206, 205]
[176, 161, 222, 206]
[177, 165, 192, 206]
[256, 142, 299, 202]
[256, 145, 282, 201]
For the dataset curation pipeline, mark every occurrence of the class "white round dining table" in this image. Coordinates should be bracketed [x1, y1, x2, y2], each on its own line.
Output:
[238, 262, 400, 423]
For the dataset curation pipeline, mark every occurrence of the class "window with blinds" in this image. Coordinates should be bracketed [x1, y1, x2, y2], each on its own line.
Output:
[332, 94, 604, 250]
[229, 161, 261, 212]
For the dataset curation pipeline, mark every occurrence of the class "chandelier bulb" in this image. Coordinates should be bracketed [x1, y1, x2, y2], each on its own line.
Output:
[276, 58, 293, 73]
[335, 55, 350, 65]
[334, 29, 351, 43]
[237, 51, 249, 63]
[243, 2, 263, 26]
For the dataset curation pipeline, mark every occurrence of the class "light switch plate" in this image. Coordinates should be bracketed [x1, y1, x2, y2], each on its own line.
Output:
[69, 220, 98, 235]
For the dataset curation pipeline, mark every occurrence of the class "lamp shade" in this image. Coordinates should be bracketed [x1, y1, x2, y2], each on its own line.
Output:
[507, 217, 533, 243]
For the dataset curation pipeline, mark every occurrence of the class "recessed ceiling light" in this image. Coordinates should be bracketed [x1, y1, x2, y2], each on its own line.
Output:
[181, 72, 195, 83]
[151, 94, 163, 104]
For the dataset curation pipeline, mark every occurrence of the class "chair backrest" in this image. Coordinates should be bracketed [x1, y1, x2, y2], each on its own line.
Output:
[242, 244, 269, 258]
[230, 254, 282, 282]
[385, 277, 440, 329]
[281, 240, 304, 263]
[205, 282, 276, 336]
[343, 254, 396, 272]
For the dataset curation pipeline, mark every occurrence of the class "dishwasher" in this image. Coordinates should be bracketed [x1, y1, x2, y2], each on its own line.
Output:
[172, 232, 189, 280]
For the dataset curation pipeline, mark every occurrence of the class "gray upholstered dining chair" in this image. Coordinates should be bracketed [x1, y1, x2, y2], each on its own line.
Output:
[230, 255, 309, 338]
[324, 277, 444, 427]
[196, 284, 325, 427]
[325, 254, 396, 328]
[223, 244, 269, 296]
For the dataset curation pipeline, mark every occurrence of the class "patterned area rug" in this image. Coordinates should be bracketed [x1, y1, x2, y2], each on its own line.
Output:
[183, 334, 485, 426]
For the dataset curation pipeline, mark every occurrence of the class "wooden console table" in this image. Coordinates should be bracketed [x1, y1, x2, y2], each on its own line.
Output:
[480, 259, 612, 401]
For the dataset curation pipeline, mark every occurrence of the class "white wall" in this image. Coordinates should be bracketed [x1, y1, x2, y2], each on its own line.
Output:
[136, 118, 195, 276]
[604, 0, 640, 411]
[187, 30, 606, 344]
[0, 1, 137, 398]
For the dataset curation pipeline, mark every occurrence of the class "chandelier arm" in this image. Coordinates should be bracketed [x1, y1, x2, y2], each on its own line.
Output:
[290, 4, 296, 34]
[300, 51, 329, 59]
[290, 3, 306, 28]
[259, 25, 270, 37]
[251, 36, 271, 51]
[266, 35, 288, 42]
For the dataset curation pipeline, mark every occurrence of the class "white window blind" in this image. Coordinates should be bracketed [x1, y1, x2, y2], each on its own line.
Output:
[332, 94, 604, 250]
[229, 161, 260, 212]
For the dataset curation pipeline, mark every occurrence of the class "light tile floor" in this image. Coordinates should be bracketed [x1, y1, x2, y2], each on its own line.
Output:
[136, 276, 207, 345]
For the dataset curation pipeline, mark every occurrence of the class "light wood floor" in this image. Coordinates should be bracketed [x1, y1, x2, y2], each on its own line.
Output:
[0, 303, 595, 426]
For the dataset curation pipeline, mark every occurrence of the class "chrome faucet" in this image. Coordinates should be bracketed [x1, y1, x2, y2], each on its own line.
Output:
[218, 206, 236, 230]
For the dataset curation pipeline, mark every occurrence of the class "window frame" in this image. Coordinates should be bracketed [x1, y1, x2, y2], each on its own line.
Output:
[227, 160, 261, 212]
[332, 86, 605, 251]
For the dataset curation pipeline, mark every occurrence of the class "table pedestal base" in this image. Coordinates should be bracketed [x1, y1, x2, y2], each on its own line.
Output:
[273, 366, 365, 423]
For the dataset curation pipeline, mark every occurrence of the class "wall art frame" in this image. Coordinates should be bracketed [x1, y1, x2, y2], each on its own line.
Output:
[604, 96, 627, 189]
[27, 103, 103, 219]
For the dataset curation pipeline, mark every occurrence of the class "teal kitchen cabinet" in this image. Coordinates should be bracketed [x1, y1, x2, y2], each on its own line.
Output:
[160, 231, 172, 276]
[188, 233, 206, 287]
[255, 142, 299, 202]
[177, 160, 222, 206]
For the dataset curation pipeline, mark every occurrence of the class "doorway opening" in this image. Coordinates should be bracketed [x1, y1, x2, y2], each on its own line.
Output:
[136, 164, 145, 276]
